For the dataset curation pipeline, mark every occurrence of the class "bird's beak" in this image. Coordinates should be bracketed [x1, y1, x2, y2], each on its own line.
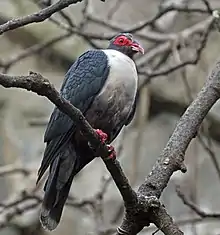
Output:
[131, 41, 144, 54]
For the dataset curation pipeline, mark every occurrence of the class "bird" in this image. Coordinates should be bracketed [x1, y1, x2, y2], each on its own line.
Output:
[37, 32, 144, 231]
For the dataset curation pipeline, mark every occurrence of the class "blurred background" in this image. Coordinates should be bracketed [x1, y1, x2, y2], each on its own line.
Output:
[0, 0, 220, 235]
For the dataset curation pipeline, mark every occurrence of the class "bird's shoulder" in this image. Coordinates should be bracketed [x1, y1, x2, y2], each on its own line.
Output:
[61, 50, 109, 98]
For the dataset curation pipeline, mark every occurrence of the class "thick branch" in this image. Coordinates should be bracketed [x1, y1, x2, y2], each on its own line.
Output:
[150, 206, 183, 235]
[138, 61, 220, 198]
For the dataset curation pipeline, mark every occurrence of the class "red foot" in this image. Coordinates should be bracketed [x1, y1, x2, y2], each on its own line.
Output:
[94, 129, 116, 159]
[107, 145, 116, 159]
[95, 129, 108, 143]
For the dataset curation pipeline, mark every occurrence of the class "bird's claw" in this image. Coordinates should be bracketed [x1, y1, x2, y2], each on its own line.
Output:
[95, 129, 108, 143]
[94, 129, 116, 159]
[107, 145, 116, 160]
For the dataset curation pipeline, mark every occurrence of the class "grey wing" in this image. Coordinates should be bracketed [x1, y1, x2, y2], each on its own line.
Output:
[37, 50, 109, 181]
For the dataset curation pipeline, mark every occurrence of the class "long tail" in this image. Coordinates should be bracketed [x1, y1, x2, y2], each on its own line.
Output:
[40, 143, 77, 231]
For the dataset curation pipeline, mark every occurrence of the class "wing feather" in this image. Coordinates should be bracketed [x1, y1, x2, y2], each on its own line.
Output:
[37, 50, 109, 182]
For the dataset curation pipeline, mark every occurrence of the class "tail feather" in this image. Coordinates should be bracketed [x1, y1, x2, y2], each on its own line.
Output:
[40, 173, 75, 230]
[39, 136, 96, 231]
[40, 143, 76, 231]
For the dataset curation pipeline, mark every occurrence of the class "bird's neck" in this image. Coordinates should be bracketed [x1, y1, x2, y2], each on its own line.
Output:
[107, 45, 134, 60]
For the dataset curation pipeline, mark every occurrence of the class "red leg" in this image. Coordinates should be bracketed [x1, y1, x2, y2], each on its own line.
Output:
[107, 145, 116, 159]
[95, 129, 108, 143]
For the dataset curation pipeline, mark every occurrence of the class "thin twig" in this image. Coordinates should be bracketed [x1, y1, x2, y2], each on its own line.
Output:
[0, 0, 87, 35]
[176, 186, 220, 218]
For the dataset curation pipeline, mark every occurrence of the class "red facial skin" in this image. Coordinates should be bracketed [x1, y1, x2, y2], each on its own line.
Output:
[113, 35, 144, 54]
[113, 35, 133, 47]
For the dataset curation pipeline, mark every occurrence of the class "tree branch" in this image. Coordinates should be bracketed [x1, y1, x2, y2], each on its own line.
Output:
[0, 32, 72, 72]
[0, 0, 103, 35]
[176, 186, 220, 218]
[0, 189, 105, 228]
[139, 60, 220, 197]
[0, 164, 31, 177]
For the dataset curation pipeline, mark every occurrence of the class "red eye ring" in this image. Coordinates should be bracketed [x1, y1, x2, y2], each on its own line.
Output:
[113, 35, 130, 46]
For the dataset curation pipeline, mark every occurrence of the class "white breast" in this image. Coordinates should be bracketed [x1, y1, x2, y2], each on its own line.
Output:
[85, 49, 138, 139]
[101, 49, 138, 100]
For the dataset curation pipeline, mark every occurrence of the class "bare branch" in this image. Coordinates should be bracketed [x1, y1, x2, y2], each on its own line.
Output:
[0, 189, 100, 228]
[201, 0, 213, 13]
[176, 186, 220, 218]
[1, 32, 72, 72]
[139, 61, 220, 196]
[124, 5, 211, 33]
[137, 16, 213, 69]
[0, 164, 31, 177]
[0, 0, 104, 35]
[0, 190, 41, 228]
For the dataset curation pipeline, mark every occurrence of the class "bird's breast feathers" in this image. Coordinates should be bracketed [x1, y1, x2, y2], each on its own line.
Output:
[100, 49, 138, 101]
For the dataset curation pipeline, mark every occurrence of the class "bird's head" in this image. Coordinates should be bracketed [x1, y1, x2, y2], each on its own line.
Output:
[108, 33, 144, 59]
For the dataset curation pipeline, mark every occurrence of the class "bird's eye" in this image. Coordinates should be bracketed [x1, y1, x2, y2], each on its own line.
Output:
[119, 38, 124, 43]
